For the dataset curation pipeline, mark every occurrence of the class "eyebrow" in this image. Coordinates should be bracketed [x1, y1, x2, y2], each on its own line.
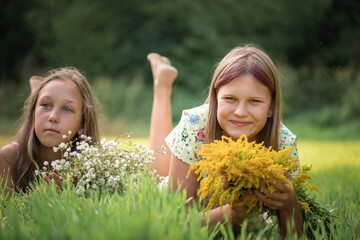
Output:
[38, 95, 80, 105]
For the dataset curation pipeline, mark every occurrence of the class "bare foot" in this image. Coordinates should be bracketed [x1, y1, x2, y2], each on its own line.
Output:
[29, 75, 43, 93]
[147, 53, 178, 91]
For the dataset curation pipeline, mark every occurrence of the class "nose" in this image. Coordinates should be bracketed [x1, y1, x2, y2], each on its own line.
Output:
[233, 102, 248, 117]
[48, 108, 60, 123]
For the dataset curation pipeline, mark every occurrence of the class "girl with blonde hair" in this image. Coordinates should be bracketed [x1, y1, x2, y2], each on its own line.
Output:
[0, 67, 100, 196]
[148, 44, 303, 236]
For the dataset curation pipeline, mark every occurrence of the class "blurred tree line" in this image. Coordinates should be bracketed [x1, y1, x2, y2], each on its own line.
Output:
[1, 0, 359, 137]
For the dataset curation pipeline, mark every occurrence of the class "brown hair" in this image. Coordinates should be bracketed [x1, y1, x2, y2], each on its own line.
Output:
[13, 67, 100, 192]
[205, 45, 281, 150]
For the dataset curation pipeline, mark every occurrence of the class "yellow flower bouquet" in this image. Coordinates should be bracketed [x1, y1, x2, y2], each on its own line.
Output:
[189, 135, 335, 238]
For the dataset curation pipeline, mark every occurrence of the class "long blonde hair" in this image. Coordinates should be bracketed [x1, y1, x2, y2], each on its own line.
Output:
[205, 45, 281, 150]
[13, 67, 100, 192]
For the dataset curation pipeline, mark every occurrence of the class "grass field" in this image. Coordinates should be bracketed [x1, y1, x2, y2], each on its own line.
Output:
[0, 135, 359, 239]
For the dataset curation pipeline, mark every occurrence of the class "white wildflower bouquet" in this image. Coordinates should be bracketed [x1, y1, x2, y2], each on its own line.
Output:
[36, 133, 155, 196]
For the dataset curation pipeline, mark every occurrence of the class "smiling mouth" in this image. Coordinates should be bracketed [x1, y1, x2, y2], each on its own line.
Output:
[230, 120, 251, 127]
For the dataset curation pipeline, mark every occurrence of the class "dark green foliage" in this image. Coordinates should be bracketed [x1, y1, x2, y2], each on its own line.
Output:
[0, 0, 359, 136]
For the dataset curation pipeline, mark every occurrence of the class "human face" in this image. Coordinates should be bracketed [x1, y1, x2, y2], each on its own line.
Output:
[216, 74, 273, 141]
[34, 79, 83, 148]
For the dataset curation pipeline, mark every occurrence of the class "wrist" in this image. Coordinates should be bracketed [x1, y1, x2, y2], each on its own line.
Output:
[227, 204, 247, 225]
[279, 196, 300, 216]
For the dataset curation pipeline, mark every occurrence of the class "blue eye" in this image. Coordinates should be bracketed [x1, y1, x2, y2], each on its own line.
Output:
[250, 99, 261, 103]
[42, 103, 50, 108]
[64, 107, 73, 113]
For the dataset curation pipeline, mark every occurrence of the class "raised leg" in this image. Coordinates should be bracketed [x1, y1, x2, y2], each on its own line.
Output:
[147, 53, 178, 177]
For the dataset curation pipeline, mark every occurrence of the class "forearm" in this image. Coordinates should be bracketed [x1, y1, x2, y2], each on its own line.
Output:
[202, 204, 247, 226]
[278, 198, 303, 237]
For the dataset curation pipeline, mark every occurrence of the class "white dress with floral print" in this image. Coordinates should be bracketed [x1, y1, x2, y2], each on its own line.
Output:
[165, 104, 299, 164]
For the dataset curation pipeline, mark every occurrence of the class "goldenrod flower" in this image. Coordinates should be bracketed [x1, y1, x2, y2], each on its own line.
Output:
[189, 135, 320, 214]
[301, 202, 310, 214]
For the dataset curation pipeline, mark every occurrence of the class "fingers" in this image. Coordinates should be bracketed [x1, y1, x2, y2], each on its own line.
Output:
[273, 180, 292, 193]
[255, 184, 297, 210]
[254, 189, 284, 209]
[222, 178, 230, 190]
[43, 175, 51, 184]
[52, 172, 63, 190]
[283, 170, 291, 180]
[42, 172, 63, 190]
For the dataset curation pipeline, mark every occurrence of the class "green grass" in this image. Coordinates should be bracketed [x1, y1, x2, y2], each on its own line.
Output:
[1, 174, 215, 240]
[1, 136, 359, 239]
[297, 141, 360, 239]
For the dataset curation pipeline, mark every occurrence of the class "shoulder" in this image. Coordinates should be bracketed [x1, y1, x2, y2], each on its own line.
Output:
[278, 123, 300, 161]
[278, 123, 297, 148]
[181, 104, 208, 123]
[0, 143, 17, 197]
[165, 104, 208, 164]
[176, 104, 208, 132]
[0, 143, 18, 171]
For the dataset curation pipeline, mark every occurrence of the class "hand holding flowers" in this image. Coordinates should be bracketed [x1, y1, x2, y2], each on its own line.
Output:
[43, 172, 63, 190]
[254, 171, 298, 211]
[36, 134, 155, 196]
[190, 135, 335, 238]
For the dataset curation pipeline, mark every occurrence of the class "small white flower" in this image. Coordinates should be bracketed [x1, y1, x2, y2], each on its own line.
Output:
[62, 135, 67, 139]
[53, 147, 58, 153]
[68, 130, 72, 135]
[83, 143, 89, 152]
[59, 142, 67, 149]
[43, 161, 49, 166]
[34, 170, 39, 176]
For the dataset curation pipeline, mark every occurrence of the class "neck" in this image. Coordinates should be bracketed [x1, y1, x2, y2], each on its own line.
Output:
[39, 145, 62, 165]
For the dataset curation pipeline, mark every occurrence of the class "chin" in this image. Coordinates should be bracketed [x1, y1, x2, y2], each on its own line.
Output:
[39, 139, 62, 148]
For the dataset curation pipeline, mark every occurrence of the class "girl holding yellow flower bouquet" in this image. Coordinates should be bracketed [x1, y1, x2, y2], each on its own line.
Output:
[147, 44, 303, 237]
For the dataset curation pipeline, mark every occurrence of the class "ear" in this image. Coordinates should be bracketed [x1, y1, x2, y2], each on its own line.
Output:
[267, 103, 274, 118]
[77, 126, 83, 136]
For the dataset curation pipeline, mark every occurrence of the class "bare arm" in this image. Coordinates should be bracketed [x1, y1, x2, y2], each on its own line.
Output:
[0, 144, 17, 199]
[254, 173, 303, 237]
[169, 153, 248, 226]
